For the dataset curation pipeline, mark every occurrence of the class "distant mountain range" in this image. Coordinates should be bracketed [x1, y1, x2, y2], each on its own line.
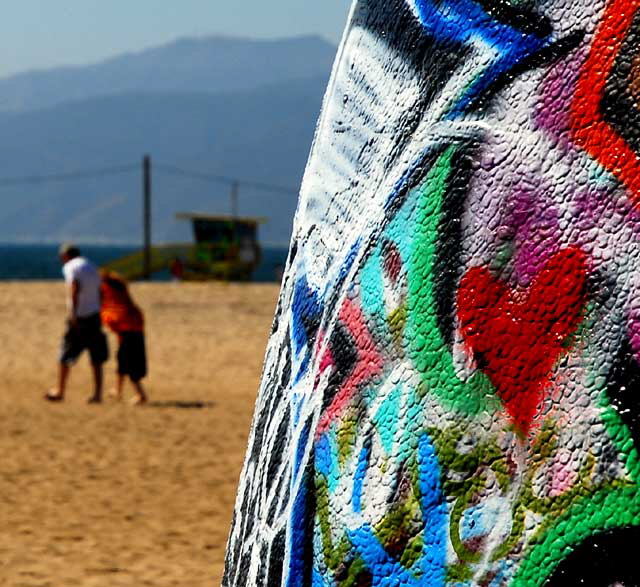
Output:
[0, 35, 336, 245]
[0, 35, 336, 113]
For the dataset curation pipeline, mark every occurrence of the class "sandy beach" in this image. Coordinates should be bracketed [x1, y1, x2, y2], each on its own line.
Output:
[0, 281, 279, 586]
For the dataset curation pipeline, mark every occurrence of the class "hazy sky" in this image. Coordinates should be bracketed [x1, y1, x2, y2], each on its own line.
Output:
[0, 0, 352, 78]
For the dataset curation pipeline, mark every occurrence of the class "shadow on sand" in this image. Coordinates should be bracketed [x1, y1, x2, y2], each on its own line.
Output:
[146, 400, 215, 409]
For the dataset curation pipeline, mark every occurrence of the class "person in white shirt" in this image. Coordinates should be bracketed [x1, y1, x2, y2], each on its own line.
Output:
[45, 244, 108, 403]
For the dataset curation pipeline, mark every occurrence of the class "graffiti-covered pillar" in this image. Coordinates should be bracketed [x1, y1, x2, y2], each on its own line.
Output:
[223, 0, 640, 585]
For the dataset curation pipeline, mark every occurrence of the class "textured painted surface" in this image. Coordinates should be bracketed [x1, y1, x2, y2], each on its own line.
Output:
[223, 0, 640, 585]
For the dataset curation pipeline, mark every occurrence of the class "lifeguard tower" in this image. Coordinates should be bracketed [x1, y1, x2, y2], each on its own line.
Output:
[102, 212, 265, 281]
[174, 212, 264, 280]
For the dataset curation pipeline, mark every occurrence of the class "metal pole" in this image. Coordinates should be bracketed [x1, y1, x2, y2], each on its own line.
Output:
[231, 180, 239, 218]
[143, 155, 152, 280]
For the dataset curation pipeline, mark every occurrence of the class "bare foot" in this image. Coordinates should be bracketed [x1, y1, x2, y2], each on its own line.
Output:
[108, 388, 123, 401]
[45, 389, 64, 402]
[131, 394, 147, 406]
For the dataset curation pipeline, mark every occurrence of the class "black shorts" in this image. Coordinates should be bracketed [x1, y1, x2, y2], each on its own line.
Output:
[117, 331, 147, 382]
[59, 313, 109, 365]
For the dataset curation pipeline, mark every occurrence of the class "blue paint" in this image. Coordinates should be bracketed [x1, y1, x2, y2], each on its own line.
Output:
[292, 275, 322, 355]
[292, 390, 304, 427]
[287, 467, 310, 587]
[293, 419, 312, 481]
[296, 355, 312, 386]
[312, 568, 328, 587]
[385, 178, 422, 264]
[374, 387, 401, 455]
[384, 156, 424, 211]
[291, 275, 323, 384]
[288, 419, 315, 587]
[328, 427, 342, 492]
[460, 499, 504, 543]
[410, 0, 550, 116]
[346, 433, 447, 586]
[489, 559, 515, 587]
[347, 525, 421, 587]
[360, 248, 385, 321]
[315, 433, 333, 478]
[352, 443, 371, 513]
[417, 433, 447, 586]
[460, 503, 486, 543]
[316, 428, 343, 492]
[339, 238, 362, 281]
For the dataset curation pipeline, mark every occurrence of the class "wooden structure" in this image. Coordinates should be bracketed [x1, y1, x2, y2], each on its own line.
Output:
[103, 213, 265, 281]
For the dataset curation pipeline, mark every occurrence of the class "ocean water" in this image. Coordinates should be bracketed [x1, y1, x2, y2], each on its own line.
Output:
[0, 244, 289, 282]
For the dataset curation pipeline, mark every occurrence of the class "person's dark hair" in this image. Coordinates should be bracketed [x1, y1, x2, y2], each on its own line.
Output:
[59, 243, 80, 259]
[100, 270, 138, 309]
[100, 270, 128, 293]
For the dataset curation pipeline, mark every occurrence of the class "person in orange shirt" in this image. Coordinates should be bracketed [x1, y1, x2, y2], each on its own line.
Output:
[100, 271, 148, 405]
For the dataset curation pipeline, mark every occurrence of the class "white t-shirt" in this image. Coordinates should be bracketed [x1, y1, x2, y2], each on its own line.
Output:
[62, 256, 101, 318]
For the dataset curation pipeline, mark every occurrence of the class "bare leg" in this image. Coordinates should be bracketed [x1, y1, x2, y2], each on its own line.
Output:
[131, 380, 147, 405]
[88, 362, 103, 404]
[46, 362, 70, 401]
[109, 374, 125, 401]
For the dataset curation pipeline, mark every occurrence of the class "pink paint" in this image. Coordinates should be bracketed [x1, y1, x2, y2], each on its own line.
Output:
[548, 449, 579, 497]
[316, 297, 383, 437]
[317, 330, 333, 373]
[535, 45, 587, 148]
[573, 184, 640, 241]
[509, 185, 561, 286]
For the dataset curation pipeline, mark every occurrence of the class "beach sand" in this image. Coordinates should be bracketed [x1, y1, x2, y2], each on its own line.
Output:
[0, 281, 279, 587]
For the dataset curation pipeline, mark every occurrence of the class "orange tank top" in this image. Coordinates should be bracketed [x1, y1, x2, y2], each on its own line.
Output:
[100, 281, 144, 333]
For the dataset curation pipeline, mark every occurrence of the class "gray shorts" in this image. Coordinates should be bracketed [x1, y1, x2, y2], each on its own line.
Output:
[59, 313, 109, 365]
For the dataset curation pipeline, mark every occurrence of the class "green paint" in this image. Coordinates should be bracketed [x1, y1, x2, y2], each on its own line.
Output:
[492, 239, 515, 272]
[511, 326, 640, 585]
[374, 494, 423, 564]
[447, 562, 475, 583]
[400, 534, 425, 572]
[597, 384, 640, 483]
[449, 476, 489, 563]
[388, 305, 407, 352]
[520, 426, 597, 516]
[316, 475, 351, 572]
[337, 415, 357, 472]
[326, 425, 341, 492]
[512, 485, 640, 587]
[316, 475, 339, 570]
[513, 390, 640, 585]
[341, 558, 369, 587]
[310, 144, 640, 586]
[405, 145, 497, 415]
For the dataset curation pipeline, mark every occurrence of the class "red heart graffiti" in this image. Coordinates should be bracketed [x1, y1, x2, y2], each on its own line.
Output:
[456, 247, 588, 435]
